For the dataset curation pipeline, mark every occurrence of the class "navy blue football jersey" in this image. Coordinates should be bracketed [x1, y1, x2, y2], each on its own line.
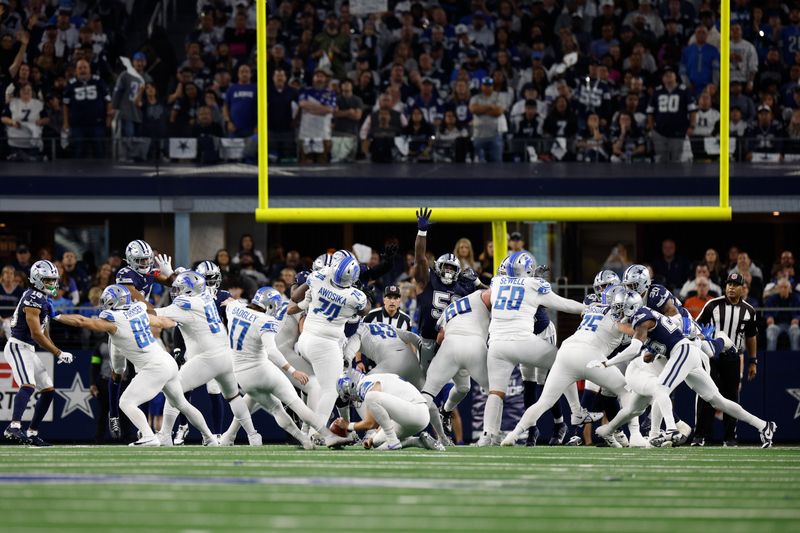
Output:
[646, 284, 690, 321]
[116, 266, 155, 300]
[416, 267, 475, 339]
[10, 289, 52, 346]
[632, 307, 685, 358]
[214, 289, 232, 325]
[533, 306, 550, 335]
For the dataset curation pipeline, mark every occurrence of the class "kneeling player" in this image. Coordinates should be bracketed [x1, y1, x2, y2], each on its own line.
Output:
[334, 371, 443, 451]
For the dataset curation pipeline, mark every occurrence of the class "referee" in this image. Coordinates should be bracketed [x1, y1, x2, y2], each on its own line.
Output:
[693, 272, 758, 446]
[362, 285, 412, 331]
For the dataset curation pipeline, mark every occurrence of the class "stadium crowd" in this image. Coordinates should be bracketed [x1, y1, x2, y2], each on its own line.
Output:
[2, 234, 799, 351]
[1, 0, 800, 163]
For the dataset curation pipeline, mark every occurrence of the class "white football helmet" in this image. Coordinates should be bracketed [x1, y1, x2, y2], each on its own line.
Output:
[196, 261, 222, 295]
[593, 270, 621, 296]
[312, 253, 335, 272]
[434, 253, 461, 285]
[610, 290, 643, 322]
[125, 240, 154, 274]
[29, 260, 60, 296]
[622, 264, 651, 295]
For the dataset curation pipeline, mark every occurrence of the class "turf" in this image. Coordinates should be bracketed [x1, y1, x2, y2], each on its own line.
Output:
[0, 445, 798, 533]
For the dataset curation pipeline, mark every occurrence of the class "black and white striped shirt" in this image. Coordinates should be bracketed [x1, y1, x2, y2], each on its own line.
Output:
[362, 307, 412, 331]
[697, 296, 758, 352]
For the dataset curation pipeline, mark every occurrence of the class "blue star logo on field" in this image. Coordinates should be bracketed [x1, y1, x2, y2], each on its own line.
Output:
[57, 374, 94, 419]
[787, 389, 800, 419]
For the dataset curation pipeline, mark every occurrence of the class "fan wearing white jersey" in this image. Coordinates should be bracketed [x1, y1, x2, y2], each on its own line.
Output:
[54, 285, 218, 446]
[345, 321, 422, 382]
[421, 290, 491, 443]
[480, 252, 588, 446]
[500, 285, 638, 447]
[219, 287, 350, 448]
[333, 371, 443, 451]
[288, 256, 369, 426]
[154, 271, 260, 446]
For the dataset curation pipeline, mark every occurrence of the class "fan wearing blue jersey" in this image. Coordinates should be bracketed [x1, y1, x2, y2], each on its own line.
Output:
[412, 208, 480, 378]
[3, 261, 74, 446]
[603, 293, 776, 448]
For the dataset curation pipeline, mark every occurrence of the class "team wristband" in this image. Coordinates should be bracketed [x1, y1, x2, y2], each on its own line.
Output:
[287, 366, 296, 374]
[347, 423, 356, 432]
[417, 230, 427, 236]
[749, 359, 758, 365]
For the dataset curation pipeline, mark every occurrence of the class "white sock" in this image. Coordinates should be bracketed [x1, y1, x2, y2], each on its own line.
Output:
[121, 402, 154, 438]
[425, 395, 447, 440]
[563, 383, 583, 415]
[710, 393, 765, 430]
[444, 386, 468, 412]
[652, 388, 676, 431]
[483, 393, 504, 435]
[229, 395, 257, 436]
[159, 404, 179, 437]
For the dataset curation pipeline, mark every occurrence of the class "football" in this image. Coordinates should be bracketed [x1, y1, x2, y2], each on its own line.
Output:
[329, 421, 348, 438]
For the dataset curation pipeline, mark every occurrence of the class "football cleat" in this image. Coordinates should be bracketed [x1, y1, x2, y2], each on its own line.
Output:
[499, 432, 518, 447]
[760, 421, 776, 449]
[613, 430, 629, 448]
[108, 417, 122, 440]
[649, 429, 681, 448]
[571, 408, 604, 426]
[628, 432, 650, 448]
[202, 434, 220, 446]
[218, 433, 236, 446]
[439, 406, 453, 436]
[690, 437, 705, 447]
[4, 426, 32, 445]
[475, 431, 498, 447]
[247, 433, 263, 446]
[173, 424, 189, 445]
[674, 420, 692, 446]
[301, 438, 316, 450]
[324, 434, 352, 448]
[419, 432, 446, 452]
[549, 422, 567, 445]
[566, 435, 584, 446]
[526, 426, 540, 447]
[157, 432, 173, 446]
[129, 435, 160, 446]
[723, 440, 738, 448]
[595, 425, 622, 448]
[27, 434, 53, 447]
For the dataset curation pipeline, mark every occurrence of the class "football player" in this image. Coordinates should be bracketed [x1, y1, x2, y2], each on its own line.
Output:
[601, 291, 776, 448]
[412, 208, 480, 377]
[345, 321, 423, 389]
[153, 271, 260, 446]
[480, 252, 588, 446]
[333, 370, 443, 451]
[3, 260, 73, 446]
[219, 287, 350, 448]
[55, 285, 219, 446]
[288, 256, 368, 430]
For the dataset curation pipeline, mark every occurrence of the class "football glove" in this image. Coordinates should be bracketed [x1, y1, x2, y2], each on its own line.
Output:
[700, 323, 715, 339]
[416, 207, 432, 231]
[294, 270, 310, 286]
[57, 351, 74, 364]
[155, 254, 174, 278]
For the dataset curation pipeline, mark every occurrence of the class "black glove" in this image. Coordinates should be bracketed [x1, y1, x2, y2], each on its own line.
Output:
[534, 264, 552, 279]
[460, 267, 478, 282]
[294, 270, 310, 286]
[363, 286, 377, 307]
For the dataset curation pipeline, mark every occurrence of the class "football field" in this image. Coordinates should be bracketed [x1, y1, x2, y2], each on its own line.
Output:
[1, 445, 798, 533]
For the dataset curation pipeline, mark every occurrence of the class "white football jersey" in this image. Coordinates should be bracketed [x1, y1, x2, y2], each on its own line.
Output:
[225, 300, 284, 369]
[274, 299, 301, 355]
[100, 302, 171, 369]
[562, 303, 626, 356]
[156, 293, 229, 358]
[489, 276, 585, 340]
[344, 322, 420, 364]
[440, 290, 490, 337]
[357, 372, 425, 404]
[302, 271, 367, 339]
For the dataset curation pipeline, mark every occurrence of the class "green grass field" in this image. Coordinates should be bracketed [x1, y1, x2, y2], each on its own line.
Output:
[1, 445, 798, 533]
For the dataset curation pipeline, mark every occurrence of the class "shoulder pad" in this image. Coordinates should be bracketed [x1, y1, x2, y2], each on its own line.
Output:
[99, 310, 115, 322]
[357, 379, 375, 401]
[584, 294, 600, 305]
[260, 318, 279, 334]
[22, 292, 45, 308]
[530, 278, 551, 294]
[173, 296, 192, 310]
[632, 308, 655, 328]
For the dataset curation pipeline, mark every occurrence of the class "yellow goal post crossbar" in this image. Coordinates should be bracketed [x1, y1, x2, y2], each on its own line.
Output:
[255, 0, 732, 271]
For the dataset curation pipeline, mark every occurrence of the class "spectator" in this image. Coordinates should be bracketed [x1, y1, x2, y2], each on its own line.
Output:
[469, 77, 505, 162]
[784, 109, 800, 162]
[623, 0, 665, 40]
[297, 67, 336, 164]
[12, 244, 32, 274]
[679, 263, 722, 299]
[591, 23, 619, 61]
[189, 12, 222, 56]
[237, 252, 266, 296]
[610, 111, 647, 162]
[730, 22, 758, 93]
[771, 250, 796, 282]
[745, 105, 784, 162]
[224, 12, 256, 61]
[403, 106, 435, 161]
[765, 279, 800, 352]
[332, 78, 362, 162]
[602, 242, 632, 278]
[407, 77, 443, 126]
[575, 113, 609, 162]
[703, 248, 725, 287]
[478, 241, 494, 281]
[193, 105, 223, 163]
[729, 81, 755, 123]
[729, 252, 764, 304]
[691, 91, 720, 161]
[435, 108, 470, 162]
[280, 268, 296, 289]
[232, 234, 265, 268]
[112, 52, 150, 140]
[224, 63, 257, 138]
[272, 278, 288, 298]
[509, 231, 526, 252]
[652, 238, 690, 292]
[63, 59, 112, 158]
[361, 92, 405, 163]
[453, 238, 479, 272]
[680, 25, 720, 97]
[267, 68, 298, 162]
[169, 81, 199, 137]
[684, 276, 713, 318]
[140, 82, 167, 160]
[312, 13, 350, 80]
[0, 265, 23, 340]
[61, 251, 89, 296]
[2, 81, 47, 160]
[92, 263, 114, 290]
[647, 66, 696, 163]
[542, 95, 578, 161]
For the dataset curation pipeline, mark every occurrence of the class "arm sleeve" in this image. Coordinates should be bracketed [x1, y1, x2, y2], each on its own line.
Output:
[536, 291, 586, 315]
[260, 326, 289, 368]
[607, 338, 643, 366]
[343, 332, 362, 360]
[155, 303, 190, 323]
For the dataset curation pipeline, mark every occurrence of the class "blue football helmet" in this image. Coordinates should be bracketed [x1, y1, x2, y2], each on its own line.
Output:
[434, 253, 461, 285]
[312, 253, 335, 272]
[601, 283, 626, 306]
[172, 271, 206, 297]
[505, 251, 536, 278]
[331, 256, 361, 288]
[336, 368, 364, 403]
[101, 284, 132, 310]
[251, 286, 283, 316]
[196, 261, 222, 294]
[29, 260, 60, 296]
[622, 264, 651, 295]
[125, 240, 154, 274]
[610, 290, 643, 322]
[593, 270, 621, 296]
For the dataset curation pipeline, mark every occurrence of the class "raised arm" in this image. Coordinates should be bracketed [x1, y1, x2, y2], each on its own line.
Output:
[537, 290, 587, 315]
[413, 207, 432, 288]
[54, 313, 117, 334]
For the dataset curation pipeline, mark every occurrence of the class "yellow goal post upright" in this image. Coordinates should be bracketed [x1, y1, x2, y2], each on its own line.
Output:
[255, 0, 732, 272]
